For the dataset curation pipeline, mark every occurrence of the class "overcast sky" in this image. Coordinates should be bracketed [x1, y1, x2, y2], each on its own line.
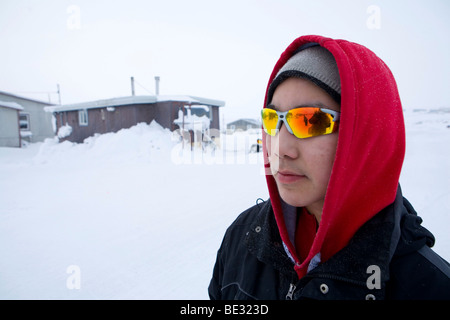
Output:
[1, 0, 449, 122]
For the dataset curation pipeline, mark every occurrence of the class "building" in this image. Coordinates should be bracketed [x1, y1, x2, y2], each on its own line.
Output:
[44, 95, 225, 143]
[0, 101, 22, 147]
[0, 91, 54, 147]
[227, 118, 261, 132]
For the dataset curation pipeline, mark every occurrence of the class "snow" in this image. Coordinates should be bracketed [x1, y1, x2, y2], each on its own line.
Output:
[0, 100, 23, 110]
[57, 124, 72, 139]
[20, 131, 33, 138]
[44, 95, 225, 113]
[0, 110, 449, 299]
[156, 95, 226, 108]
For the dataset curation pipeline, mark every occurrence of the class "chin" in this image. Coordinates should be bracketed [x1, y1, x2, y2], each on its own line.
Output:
[279, 189, 311, 208]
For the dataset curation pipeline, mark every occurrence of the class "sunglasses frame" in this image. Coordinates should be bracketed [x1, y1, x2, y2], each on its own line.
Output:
[262, 107, 341, 138]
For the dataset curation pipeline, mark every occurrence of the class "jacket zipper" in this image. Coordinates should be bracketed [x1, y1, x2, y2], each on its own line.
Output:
[285, 283, 296, 300]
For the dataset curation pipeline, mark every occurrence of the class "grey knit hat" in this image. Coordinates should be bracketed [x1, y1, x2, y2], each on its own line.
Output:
[267, 44, 341, 104]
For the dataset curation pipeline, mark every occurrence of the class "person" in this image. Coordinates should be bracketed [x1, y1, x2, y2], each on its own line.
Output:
[208, 35, 450, 300]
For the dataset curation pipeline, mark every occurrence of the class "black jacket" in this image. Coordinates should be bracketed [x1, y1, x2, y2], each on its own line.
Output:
[209, 191, 450, 300]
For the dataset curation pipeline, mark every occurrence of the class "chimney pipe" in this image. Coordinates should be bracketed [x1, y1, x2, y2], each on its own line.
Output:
[57, 83, 62, 105]
[155, 76, 160, 96]
[131, 76, 135, 96]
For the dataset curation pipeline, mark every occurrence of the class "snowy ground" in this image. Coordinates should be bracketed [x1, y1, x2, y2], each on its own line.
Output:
[0, 109, 449, 299]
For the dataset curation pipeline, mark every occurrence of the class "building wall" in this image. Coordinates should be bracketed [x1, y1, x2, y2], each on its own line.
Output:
[53, 102, 222, 143]
[55, 103, 159, 143]
[155, 101, 179, 131]
[0, 92, 53, 143]
[0, 106, 20, 147]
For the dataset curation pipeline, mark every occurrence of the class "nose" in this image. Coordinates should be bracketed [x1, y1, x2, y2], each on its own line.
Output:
[271, 121, 299, 160]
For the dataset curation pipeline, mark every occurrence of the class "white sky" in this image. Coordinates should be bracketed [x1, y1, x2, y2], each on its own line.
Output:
[1, 0, 449, 122]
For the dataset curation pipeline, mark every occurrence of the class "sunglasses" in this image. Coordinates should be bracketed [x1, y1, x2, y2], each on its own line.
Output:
[261, 107, 340, 139]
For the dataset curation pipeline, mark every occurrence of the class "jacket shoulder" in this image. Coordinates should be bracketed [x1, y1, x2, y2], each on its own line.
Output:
[208, 200, 271, 300]
[218, 200, 271, 258]
[387, 196, 450, 299]
[388, 245, 450, 299]
[231, 199, 270, 226]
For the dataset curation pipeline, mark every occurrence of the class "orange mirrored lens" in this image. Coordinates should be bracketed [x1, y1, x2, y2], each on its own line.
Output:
[286, 107, 335, 138]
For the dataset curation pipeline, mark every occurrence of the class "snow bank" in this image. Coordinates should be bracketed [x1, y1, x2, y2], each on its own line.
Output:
[34, 121, 177, 166]
[0, 120, 267, 299]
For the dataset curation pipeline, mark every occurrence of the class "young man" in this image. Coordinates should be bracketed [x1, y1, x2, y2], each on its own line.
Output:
[209, 35, 450, 300]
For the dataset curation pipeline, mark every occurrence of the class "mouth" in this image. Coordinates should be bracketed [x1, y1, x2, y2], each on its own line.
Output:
[275, 170, 306, 184]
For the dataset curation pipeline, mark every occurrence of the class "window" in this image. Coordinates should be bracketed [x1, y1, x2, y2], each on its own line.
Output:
[19, 112, 30, 130]
[79, 109, 88, 126]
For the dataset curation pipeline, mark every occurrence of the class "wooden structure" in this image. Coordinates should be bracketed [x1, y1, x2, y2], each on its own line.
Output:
[45, 95, 225, 143]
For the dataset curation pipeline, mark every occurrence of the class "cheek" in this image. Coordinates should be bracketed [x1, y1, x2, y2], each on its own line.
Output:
[306, 137, 338, 182]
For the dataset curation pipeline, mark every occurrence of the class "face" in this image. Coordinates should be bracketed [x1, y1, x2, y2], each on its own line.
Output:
[266, 77, 340, 222]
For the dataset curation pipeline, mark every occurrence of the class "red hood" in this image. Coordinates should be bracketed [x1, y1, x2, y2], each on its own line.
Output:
[263, 35, 406, 279]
